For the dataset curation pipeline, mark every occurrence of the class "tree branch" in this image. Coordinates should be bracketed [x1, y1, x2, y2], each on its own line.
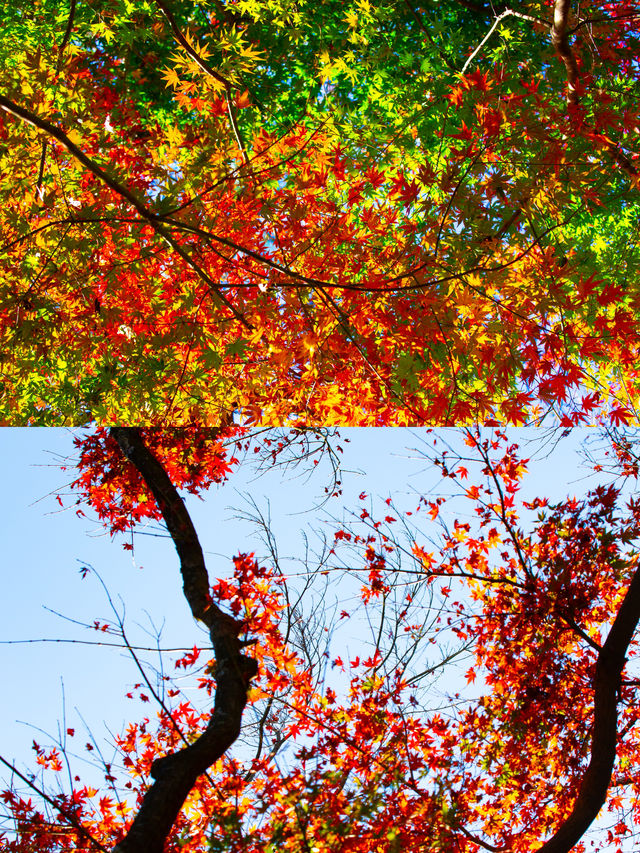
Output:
[454, 0, 487, 12]
[109, 428, 258, 853]
[551, 0, 579, 105]
[0, 93, 250, 328]
[152, 0, 250, 163]
[0, 754, 109, 853]
[537, 562, 640, 852]
[606, 145, 637, 177]
[462, 8, 547, 73]
[35, 138, 47, 199]
[404, 2, 456, 71]
[551, 3, 636, 174]
[56, 0, 77, 72]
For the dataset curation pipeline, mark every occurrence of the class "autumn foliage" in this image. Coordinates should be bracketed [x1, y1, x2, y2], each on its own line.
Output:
[4, 0, 640, 847]
[68, 426, 241, 534]
[1, 0, 639, 425]
[3, 426, 640, 851]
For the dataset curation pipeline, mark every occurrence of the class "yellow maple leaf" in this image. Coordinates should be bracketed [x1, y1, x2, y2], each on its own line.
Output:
[344, 10, 358, 28]
[165, 124, 183, 147]
[161, 66, 181, 89]
[239, 43, 266, 64]
[66, 128, 84, 148]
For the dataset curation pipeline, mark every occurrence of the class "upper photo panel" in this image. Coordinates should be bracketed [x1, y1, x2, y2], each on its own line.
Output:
[1, 0, 638, 426]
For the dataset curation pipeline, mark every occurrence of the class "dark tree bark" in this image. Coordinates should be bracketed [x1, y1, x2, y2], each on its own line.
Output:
[109, 428, 258, 853]
[537, 564, 640, 852]
[551, 0, 579, 105]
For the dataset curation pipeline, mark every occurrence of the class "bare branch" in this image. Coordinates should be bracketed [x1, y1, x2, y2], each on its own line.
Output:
[0, 637, 197, 651]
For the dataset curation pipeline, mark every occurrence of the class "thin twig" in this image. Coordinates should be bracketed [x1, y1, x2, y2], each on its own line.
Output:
[152, 0, 251, 166]
[35, 139, 47, 199]
[153, 0, 231, 89]
[434, 148, 485, 261]
[0, 637, 201, 651]
[404, 1, 456, 71]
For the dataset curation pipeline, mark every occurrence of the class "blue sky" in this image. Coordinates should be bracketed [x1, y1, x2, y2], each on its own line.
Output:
[0, 427, 604, 806]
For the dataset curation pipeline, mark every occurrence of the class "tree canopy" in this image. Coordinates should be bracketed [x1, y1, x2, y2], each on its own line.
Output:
[1, 1, 639, 425]
[3, 426, 640, 852]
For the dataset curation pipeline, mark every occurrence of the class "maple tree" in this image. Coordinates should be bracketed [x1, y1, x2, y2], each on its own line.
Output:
[1, 0, 639, 426]
[4, 426, 640, 851]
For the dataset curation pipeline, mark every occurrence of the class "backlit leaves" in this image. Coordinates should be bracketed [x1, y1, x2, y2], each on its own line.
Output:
[0, 0, 639, 424]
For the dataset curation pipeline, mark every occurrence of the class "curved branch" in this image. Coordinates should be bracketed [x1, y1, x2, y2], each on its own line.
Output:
[0, 93, 250, 328]
[109, 428, 258, 853]
[551, 4, 636, 175]
[537, 562, 640, 852]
